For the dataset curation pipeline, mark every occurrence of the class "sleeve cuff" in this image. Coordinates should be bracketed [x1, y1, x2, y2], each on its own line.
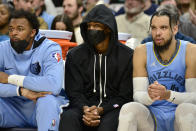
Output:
[16, 86, 20, 96]
[167, 91, 175, 103]
[8, 75, 25, 87]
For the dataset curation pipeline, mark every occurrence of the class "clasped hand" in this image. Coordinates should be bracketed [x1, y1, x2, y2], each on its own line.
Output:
[148, 81, 170, 101]
[82, 105, 102, 127]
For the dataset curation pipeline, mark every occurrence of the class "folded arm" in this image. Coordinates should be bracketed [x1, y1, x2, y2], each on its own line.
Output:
[0, 45, 64, 95]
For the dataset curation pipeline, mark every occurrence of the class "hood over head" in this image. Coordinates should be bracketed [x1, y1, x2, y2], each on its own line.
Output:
[80, 4, 118, 54]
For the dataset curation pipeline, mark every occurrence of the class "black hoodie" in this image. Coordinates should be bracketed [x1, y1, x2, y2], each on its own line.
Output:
[65, 4, 134, 114]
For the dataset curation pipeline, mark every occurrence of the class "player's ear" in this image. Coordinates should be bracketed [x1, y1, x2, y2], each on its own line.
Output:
[172, 24, 178, 36]
[30, 29, 36, 38]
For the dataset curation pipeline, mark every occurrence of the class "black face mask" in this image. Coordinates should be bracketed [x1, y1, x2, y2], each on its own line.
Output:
[87, 30, 106, 46]
[10, 40, 30, 54]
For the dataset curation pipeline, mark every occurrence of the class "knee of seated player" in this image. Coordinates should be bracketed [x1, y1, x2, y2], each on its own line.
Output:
[98, 110, 120, 131]
[175, 103, 196, 128]
[36, 95, 58, 108]
[176, 103, 196, 117]
[120, 102, 144, 115]
[59, 108, 83, 130]
[0, 98, 14, 127]
[61, 109, 81, 122]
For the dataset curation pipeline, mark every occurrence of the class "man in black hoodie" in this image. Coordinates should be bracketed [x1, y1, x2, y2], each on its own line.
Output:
[59, 4, 134, 131]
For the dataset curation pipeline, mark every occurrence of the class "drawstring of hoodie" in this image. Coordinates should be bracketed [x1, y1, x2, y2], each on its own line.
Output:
[93, 55, 96, 93]
[93, 54, 107, 107]
[104, 56, 107, 97]
[98, 54, 102, 107]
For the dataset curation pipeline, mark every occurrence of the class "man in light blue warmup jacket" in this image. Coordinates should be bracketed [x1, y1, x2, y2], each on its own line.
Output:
[0, 10, 69, 131]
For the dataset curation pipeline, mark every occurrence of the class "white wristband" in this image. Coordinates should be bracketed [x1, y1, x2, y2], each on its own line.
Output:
[8, 75, 25, 87]
[16, 86, 20, 96]
[168, 91, 175, 103]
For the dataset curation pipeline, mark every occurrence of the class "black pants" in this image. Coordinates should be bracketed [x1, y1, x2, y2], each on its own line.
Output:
[59, 107, 120, 131]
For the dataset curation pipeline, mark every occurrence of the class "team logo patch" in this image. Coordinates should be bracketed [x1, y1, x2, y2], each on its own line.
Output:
[52, 52, 61, 62]
[113, 104, 119, 108]
[30, 62, 41, 75]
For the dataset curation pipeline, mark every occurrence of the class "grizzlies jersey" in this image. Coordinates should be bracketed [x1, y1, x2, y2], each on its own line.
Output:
[146, 40, 187, 131]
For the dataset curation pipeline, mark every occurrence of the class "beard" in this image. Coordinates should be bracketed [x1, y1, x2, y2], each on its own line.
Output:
[124, 6, 142, 14]
[153, 35, 172, 53]
[70, 11, 79, 21]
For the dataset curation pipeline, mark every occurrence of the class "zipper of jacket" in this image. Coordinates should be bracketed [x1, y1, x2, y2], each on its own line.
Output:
[98, 54, 102, 107]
